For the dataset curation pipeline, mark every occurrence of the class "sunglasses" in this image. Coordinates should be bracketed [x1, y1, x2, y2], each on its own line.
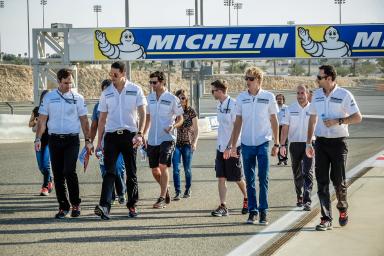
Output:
[109, 72, 120, 78]
[244, 76, 256, 81]
[149, 81, 158, 85]
[317, 75, 328, 80]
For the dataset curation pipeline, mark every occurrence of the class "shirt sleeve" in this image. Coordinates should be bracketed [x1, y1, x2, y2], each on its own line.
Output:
[173, 97, 184, 116]
[76, 95, 88, 117]
[308, 101, 317, 115]
[280, 107, 290, 125]
[136, 87, 147, 107]
[231, 101, 237, 123]
[344, 91, 360, 116]
[268, 94, 279, 115]
[38, 94, 49, 115]
[98, 92, 107, 112]
[91, 103, 99, 121]
[235, 95, 243, 116]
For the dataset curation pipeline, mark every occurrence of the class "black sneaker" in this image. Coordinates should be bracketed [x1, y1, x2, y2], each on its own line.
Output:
[303, 202, 311, 211]
[211, 204, 229, 217]
[55, 209, 69, 219]
[153, 197, 166, 209]
[339, 211, 349, 227]
[316, 218, 333, 231]
[246, 212, 258, 224]
[71, 205, 81, 217]
[94, 205, 110, 220]
[118, 195, 126, 205]
[283, 161, 288, 166]
[165, 188, 171, 204]
[296, 196, 303, 207]
[183, 189, 191, 198]
[128, 207, 138, 218]
[259, 212, 269, 225]
[173, 191, 181, 201]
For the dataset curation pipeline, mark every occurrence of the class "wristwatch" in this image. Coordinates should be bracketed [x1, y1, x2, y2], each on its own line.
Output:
[85, 138, 91, 143]
[338, 118, 344, 125]
[226, 145, 232, 150]
[273, 144, 279, 148]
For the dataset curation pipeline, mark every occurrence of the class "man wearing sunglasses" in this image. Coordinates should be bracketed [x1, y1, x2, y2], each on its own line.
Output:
[143, 71, 184, 209]
[94, 61, 147, 220]
[35, 68, 92, 219]
[210, 79, 248, 217]
[306, 65, 362, 231]
[225, 67, 280, 225]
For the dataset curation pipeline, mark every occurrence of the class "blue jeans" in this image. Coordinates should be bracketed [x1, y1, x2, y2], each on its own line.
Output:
[100, 153, 126, 198]
[35, 144, 52, 187]
[172, 144, 193, 193]
[241, 141, 270, 214]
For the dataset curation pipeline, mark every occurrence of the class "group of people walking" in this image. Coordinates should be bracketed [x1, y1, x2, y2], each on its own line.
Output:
[32, 62, 361, 231]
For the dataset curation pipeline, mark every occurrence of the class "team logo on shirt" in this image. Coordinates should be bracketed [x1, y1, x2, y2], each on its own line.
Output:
[315, 97, 325, 102]
[330, 97, 343, 104]
[50, 98, 61, 103]
[105, 93, 114, 98]
[125, 90, 137, 96]
[242, 98, 251, 103]
[160, 99, 171, 106]
[257, 98, 269, 104]
[350, 99, 356, 107]
[290, 111, 299, 116]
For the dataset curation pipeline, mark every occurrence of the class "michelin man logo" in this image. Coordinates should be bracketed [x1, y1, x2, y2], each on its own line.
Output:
[298, 26, 351, 57]
[95, 29, 146, 60]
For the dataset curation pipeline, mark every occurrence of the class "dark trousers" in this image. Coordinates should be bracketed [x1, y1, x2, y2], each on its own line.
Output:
[100, 130, 138, 210]
[289, 142, 313, 204]
[278, 126, 288, 163]
[315, 137, 348, 221]
[49, 135, 81, 210]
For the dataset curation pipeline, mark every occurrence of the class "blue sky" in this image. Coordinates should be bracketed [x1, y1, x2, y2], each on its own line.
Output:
[0, 0, 383, 55]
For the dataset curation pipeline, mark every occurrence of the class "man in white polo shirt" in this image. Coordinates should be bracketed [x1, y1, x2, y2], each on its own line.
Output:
[210, 79, 248, 217]
[35, 68, 92, 219]
[94, 61, 147, 220]
[143, 71, 184, 209]
[226, 67, 280, 225]
[306, 65, 362, 231]
[280, 85, 314, 211]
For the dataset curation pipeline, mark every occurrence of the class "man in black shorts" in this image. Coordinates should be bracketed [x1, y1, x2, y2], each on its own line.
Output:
[143, 71, 184, 209]
[210, 80, 248, 217]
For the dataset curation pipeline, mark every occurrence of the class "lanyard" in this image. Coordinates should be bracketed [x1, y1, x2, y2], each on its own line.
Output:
[57, 90, 76, 104]
[219, 98, 231, 114]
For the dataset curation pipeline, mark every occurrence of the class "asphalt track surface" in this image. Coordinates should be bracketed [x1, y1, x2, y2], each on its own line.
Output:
[0, 118, 383, 256]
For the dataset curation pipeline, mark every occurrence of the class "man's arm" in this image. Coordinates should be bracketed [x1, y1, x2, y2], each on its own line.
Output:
[270, 113, 279, 156]
[137, 105, 146, 133]
[173, 115, 184, 129]
[143, 114, 151, 142]
[96, 112, 107, 149]
[223, 115, 242, 160]
[90, 119, 98, 143]
[305, 114, 317, 158]
[279, 124, 289, 157]
[80, 115, 94, 153]
[341, 112, 362, 125]
[34, 115, 48, 151]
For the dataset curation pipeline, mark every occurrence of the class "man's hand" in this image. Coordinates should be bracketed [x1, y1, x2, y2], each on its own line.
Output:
[271, 145, 279, 157]
[279, 146, 287, 157]
[34, 140, 41, 152]
[132, 134, 143, 149]
[86, 141, 94, 155]
[323, 118, 338, 128]
[306, 144, 315, 158]
[164, 125, 174, 134]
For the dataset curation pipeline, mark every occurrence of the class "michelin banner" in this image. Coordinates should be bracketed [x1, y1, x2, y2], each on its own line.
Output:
[68, 24, 384, 61]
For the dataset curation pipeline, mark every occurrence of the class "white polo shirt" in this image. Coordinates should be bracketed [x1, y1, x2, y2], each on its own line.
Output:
[281, 101, 314, 143]
[98, 80, 147, 133]
[216, 96, 241, 152]
[309, 85, 360, 138]
[235, 89, 279, 146]
[277, 104, 288, 124]
[39, 89, 88, 134]
[147, 90, 184, 146]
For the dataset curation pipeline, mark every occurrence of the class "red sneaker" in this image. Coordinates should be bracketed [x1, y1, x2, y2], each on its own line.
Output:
[339, 211, 349, 226]
[40, 187, 49, 196]
[242, 199, 248, 214]
[47, 182, 54, 193]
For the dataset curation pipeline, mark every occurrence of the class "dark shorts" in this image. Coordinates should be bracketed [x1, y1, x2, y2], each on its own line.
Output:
[215, 147, 243, 182]
[147, 141, 175, 168]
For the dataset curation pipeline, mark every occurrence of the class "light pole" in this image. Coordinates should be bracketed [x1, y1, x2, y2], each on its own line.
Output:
[125, 0, 131, 80]
[0, 0, 4, 62]
[26, 0, 31, 65]
[186, 8, 194, 27]
[334, 0, 346, 24]
[93, 5, 102, 28]
[233, 2, 242, 26]
[40, 0, 47, 28]
[223, 0, 234, 26]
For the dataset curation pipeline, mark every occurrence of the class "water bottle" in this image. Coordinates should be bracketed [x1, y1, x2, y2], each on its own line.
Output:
[139, 145, 147, 162]
[96, 149, 104, 165]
